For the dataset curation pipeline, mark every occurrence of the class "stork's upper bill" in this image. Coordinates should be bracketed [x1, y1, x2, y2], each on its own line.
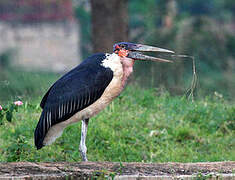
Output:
[113, 42, 175, 63]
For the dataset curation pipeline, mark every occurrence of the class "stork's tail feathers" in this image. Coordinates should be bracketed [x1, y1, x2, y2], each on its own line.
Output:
[34, 111, 46, 150]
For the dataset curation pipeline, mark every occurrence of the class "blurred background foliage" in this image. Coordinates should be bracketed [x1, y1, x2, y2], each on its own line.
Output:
[0, 0, 235, 102]
[78, 0, 235, 100]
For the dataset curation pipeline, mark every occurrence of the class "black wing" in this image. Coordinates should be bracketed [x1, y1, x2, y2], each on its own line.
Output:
[34, 53, 113, 149]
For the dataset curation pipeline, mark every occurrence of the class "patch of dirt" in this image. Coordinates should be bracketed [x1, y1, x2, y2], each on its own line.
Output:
[0, 161, 234, 179]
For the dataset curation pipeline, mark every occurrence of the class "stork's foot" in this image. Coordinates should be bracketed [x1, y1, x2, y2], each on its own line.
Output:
[79, 144, 88, 161]
[79, 118, 89, 162]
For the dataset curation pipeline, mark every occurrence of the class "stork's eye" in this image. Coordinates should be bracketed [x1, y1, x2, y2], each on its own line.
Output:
[120, 44, 126, 49]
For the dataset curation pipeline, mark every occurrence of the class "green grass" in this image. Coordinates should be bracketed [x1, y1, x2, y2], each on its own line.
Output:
[0, 86, 234, 162]
[0, 69, 60, 103]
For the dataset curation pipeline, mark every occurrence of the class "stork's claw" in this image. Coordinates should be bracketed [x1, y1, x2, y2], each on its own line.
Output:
[79, 145, 88, 161]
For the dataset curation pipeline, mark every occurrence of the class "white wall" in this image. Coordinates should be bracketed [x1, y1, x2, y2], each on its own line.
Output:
[0, 21, 81, 72]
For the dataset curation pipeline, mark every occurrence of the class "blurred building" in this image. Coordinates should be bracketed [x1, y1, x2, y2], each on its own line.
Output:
[0, 0, 81, 72]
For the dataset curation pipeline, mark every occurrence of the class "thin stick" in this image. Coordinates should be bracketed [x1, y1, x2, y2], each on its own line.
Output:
[170, 54, 198, 102]
[187, 57, 197, 102]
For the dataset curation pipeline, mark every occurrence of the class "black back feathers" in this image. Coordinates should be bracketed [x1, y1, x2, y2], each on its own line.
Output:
[34, 53, 113, 149]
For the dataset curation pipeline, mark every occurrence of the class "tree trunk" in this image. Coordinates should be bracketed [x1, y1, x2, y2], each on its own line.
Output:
[91, 0, 128, 53]
[163, 0, 177, 30]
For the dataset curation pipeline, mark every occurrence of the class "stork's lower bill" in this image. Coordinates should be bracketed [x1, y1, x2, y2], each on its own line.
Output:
[34, 42, 174, 161]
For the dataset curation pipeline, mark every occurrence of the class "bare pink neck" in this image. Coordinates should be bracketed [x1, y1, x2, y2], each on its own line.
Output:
[120, 57, 134, 87]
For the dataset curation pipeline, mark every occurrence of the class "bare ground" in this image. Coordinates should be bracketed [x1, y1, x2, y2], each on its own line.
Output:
[0, 161, 234, 179]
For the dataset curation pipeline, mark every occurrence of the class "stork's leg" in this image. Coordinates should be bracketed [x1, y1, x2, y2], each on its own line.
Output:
[79, 118, 89, 161]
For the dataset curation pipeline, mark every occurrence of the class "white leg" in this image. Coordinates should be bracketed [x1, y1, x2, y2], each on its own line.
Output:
[79, 118, 89, 161]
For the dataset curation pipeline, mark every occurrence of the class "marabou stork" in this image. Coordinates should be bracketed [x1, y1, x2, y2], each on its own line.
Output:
[34, 42, 174, 161]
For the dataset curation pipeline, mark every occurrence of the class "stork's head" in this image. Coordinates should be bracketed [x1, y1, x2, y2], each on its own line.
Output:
[113, 42, 174, 63]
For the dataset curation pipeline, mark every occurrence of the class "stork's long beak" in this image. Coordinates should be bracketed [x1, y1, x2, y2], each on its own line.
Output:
[126, 43, 174, 63]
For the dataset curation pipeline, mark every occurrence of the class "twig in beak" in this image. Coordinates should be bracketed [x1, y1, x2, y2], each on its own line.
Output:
[169, 54, 198, 102]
